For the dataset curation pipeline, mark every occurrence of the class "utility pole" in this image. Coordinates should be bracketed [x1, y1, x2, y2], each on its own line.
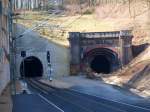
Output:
[8, 0, 16, 95]
[119, 31, 124, 69]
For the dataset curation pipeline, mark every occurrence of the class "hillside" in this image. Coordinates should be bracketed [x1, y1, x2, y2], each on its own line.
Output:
[103, 46, 150, 97]
[17, 0, 150, 46]
[95, 0, 150, 45]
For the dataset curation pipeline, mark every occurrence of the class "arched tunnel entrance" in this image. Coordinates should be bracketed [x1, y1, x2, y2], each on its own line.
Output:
[90, 55, 111, 74]
[20, 56, 43, 78]
[83, 48, 119, 74]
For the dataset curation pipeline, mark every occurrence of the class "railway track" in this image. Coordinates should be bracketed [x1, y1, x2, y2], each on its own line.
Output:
[27, 79, 150, 112]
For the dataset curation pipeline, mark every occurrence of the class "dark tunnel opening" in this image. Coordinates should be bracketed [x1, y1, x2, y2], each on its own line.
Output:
[20, 56, 43, 78]
[84, 48, 119, 74]
[90, 55, 111, 74]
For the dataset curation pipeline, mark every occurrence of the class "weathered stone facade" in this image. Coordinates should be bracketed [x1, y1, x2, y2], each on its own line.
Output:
[0, 0, 10, 94]
[69, 30, 133, 76]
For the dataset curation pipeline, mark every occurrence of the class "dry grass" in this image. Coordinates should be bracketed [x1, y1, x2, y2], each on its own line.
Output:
[17, 0, 150, 45]
[17, 1, 150, 46]
[17, 13, 133, 46]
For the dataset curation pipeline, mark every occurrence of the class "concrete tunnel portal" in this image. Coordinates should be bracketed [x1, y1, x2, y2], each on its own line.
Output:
[20, 56, 43, 78]
[83, 48, 119, 74]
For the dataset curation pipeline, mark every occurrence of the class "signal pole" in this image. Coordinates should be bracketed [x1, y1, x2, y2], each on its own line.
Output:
[8, 0, 16, 95]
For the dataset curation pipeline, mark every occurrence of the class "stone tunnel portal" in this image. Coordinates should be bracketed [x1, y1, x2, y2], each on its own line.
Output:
[20, 56, 43, 78]
[69, 31, 133, 75]
[83, 48, 119, 74]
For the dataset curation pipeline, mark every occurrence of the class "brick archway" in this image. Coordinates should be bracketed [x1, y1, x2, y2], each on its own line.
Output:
[82, 48, 119, 74]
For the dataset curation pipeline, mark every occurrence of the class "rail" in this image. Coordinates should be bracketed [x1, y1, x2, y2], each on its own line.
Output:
[27, 79, 150, 112]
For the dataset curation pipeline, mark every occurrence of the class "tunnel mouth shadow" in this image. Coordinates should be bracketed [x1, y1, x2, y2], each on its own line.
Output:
[90, 55, 111, 74]
[83, 48, 119, 74]
[20, 56, 43, 78]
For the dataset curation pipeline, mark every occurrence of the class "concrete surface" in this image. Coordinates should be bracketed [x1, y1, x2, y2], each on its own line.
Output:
[12, 94, 61, 112]
[40, 76, 150, 109]
[12, 79, 149, 112]
[14, 24, 70, 79]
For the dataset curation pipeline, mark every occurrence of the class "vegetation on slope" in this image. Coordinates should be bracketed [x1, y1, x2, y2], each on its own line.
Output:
[16, 0, 150, 46]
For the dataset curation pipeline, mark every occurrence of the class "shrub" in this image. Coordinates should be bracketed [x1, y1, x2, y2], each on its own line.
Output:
[83, 8, 94, 15]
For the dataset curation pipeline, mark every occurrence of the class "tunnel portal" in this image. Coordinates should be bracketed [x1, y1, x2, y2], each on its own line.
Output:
[20, 56, 43, 78]
[69, 31, 133, 75]
[83, 48, 119, 74]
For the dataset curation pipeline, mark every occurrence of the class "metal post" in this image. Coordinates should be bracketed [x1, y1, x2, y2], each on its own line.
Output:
[119, 31, 123, 69]
[9, 0, 16, 95]
[23, 57, 24, 78]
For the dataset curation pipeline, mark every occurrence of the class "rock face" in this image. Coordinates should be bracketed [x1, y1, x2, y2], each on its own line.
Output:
[14, 24, 69, 79]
